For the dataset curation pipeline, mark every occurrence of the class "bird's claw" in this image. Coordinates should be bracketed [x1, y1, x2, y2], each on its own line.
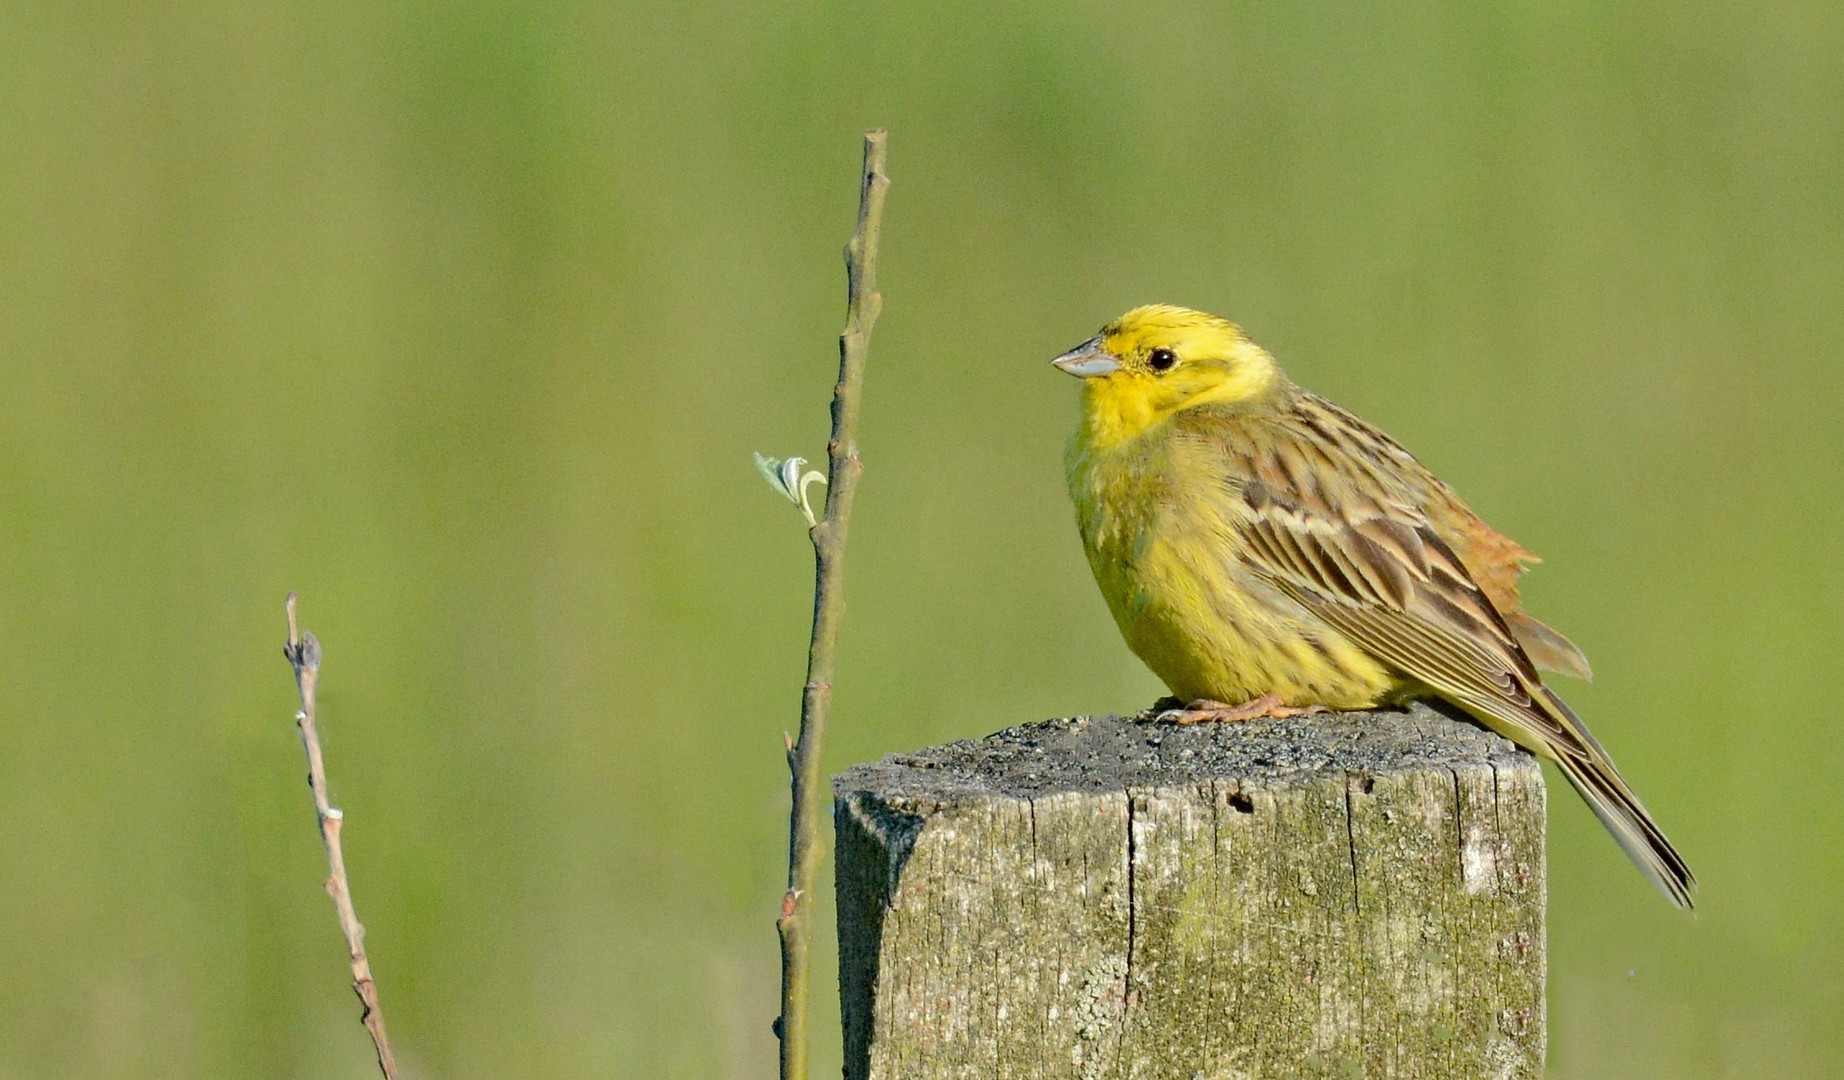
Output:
[1154, 694, 1330, 725]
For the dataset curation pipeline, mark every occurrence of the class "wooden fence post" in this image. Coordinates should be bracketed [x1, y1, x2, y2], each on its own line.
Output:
[834, 701, 1545, 1079]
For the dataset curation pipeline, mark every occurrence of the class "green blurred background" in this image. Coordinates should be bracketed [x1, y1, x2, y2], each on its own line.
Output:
[2, 1, 1841, 1076]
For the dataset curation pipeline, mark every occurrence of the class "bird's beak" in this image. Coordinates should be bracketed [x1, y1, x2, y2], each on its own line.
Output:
[1051, 337, 1121, 379]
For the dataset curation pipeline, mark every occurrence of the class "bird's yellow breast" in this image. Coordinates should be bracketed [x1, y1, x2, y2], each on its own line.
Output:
[1066, 417, 1397, 708]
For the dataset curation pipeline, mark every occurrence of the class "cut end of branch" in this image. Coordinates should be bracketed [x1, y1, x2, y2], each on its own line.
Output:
[283, 594, 322, 673]
[860, 132, 889, 186]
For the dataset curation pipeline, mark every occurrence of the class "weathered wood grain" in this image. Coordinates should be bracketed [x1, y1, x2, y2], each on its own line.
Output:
[834, 701, 1545, 1080]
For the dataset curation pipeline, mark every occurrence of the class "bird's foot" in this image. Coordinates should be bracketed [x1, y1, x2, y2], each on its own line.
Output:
[1155, 694, 1331, 725]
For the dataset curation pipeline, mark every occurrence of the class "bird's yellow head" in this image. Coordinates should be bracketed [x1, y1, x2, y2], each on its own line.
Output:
[1053, 305, 1283, 446]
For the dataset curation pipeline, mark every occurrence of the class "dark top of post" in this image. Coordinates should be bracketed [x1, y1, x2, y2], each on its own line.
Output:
[834, 699, 1528, 802]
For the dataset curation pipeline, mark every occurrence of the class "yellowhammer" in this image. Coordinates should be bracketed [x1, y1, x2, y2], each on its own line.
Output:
[1055, 304, 1694, 908]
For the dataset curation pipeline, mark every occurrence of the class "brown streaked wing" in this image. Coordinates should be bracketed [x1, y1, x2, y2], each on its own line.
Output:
[1226, 423, 1585, 758]
[1290, 393, 1593, 679]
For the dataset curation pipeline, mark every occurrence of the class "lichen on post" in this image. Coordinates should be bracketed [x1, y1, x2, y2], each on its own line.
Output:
[834, 701, 1546, 1079]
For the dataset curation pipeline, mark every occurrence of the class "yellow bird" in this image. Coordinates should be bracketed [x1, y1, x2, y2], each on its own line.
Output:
[1055, 304, 1694, 908]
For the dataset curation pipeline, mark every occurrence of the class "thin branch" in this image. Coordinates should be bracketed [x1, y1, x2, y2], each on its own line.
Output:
[776, 130, 889, 1080]
[284, 592, 401, 1080]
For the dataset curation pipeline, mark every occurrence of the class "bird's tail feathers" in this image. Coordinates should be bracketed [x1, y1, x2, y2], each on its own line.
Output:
[1538, 688, 1696, 909]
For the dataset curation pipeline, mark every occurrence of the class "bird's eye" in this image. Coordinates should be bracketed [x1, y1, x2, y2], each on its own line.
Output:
[1147, 347, 1178, 372]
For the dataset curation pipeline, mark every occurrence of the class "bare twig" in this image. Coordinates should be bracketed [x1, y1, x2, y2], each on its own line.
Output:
[284, 592, 400, 1080]
[775, 130, 889, 1080]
